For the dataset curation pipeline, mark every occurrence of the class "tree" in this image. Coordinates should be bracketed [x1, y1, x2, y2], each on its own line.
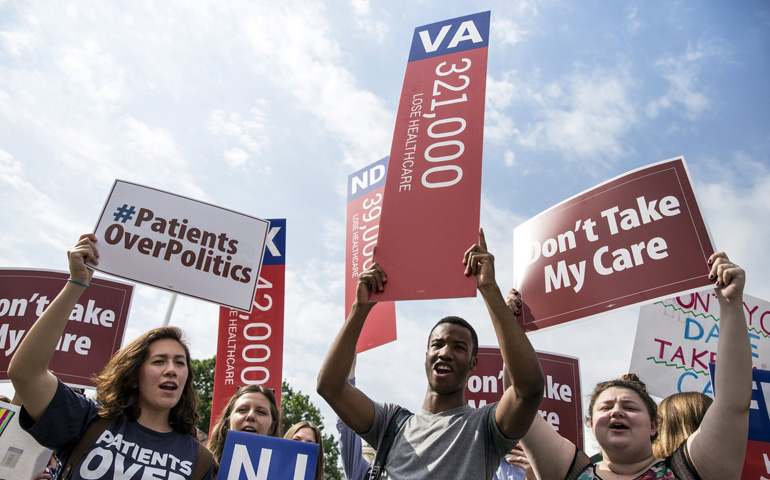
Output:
[281, 380, 342, 480]
[191, 355, 216, 434]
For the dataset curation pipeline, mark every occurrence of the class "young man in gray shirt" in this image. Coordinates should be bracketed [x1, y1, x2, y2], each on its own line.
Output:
[317, 230, 544, 479]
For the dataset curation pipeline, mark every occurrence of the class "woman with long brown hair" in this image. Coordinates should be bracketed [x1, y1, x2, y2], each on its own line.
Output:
[8, 234, 212, 479]
[207, 384, 281, 471]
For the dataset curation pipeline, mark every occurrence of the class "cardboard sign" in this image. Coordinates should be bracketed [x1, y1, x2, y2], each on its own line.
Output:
[91, 180, 270, 311]
[513, 157, 714, 332]
[466, 346, 583, 449]
[0, 269, 132, 387]
[374, 11, 490, 301]
[629, 290, 770, 398]
[0, 401, 53, 479]
[219, 430, 318, 480]
[346, 157, 397, 353]
[211, 220, 286, 432]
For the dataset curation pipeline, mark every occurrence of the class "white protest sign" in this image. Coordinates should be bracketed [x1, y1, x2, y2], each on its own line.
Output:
[91, 180, 270, 311]
[630, 289, 770, 397]
[0, 401, 53, 479]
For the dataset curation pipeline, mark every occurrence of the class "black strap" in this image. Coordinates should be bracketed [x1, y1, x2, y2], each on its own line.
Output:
[368, 407, 412, 480]
[62, 416, 212, 480]
[62, 416, 114, 480]
[192, 441, 214, 480]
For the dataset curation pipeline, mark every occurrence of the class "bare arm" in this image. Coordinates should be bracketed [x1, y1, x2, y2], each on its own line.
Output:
[317, 262, 384, 433]
[464, 229, 544, 440]
[687, 253, 751, 480]
[8, 234, 99, 421]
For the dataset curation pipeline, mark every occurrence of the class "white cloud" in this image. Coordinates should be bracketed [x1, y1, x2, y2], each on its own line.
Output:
[624, 5, 644, 35]
[56, 39, 125, 106]
[207, 106, 271, 169]
[499, 65, 638, 167]
[238, 3, 393, 168]
[646, 41, 722, 120]
[493, 18, 532, 47]
[349, 0, 389, 43]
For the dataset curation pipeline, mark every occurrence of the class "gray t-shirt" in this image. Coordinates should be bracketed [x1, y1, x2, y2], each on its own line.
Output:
[361, 402, 517, 480]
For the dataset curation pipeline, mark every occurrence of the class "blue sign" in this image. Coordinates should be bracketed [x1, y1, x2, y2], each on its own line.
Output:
[711, 363, 770, 442]
[408, 11, 490, 62]
[262, 219, 286, 266]
[219, 430, 319, 480]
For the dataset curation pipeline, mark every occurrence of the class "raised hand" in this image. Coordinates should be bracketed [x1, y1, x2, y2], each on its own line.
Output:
[463, 227, 496, 290]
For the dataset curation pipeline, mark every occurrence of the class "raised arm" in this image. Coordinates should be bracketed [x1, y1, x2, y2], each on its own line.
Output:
[463, 228, 544, 440]
[317, 262, 384, 433]
[8, 234, 99, 421]
[687, 252, 751, 480]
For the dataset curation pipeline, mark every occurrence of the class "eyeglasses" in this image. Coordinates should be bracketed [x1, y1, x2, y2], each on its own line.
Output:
[236, 384, 276, 394]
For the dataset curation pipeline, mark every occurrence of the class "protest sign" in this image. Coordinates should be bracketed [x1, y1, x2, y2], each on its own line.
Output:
[219, 430, 318, 480]
[0, 269, 132, 387]
[630, 289, 770, 398]
[346, 157, 397, 352]
[0, 401, 53, 479]
[211, 220, 286, 432]
[466, 346, 583, 448]
[513, 157, 714, 332]
[374, 11, 490, 302]
[91, 180, 270, 311]
[743, 367, 770, 479]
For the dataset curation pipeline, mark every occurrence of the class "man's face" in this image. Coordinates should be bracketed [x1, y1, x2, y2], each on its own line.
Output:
[424, 323, 477, 395]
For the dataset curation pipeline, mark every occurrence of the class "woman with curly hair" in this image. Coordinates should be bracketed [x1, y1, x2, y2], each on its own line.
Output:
[207, 385, 280, 472]
[517, 252, 751, 480]
[8, 234, 213, 480]
[285, 421, 325, 480]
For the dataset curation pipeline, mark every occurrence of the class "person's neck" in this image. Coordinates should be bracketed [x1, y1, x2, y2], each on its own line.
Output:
[421, 390, 466, 413]
[137, 408, 173, 433]
[598, 451, 657, 478]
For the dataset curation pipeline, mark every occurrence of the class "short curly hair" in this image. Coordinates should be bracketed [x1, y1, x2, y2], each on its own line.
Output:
[587, 373, 658, 441]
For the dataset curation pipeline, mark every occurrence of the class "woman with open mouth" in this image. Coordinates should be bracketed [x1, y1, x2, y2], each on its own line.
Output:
[515, 251, 751, 480]
[9, 233, 214, 480]
[207, 384, 280, 475]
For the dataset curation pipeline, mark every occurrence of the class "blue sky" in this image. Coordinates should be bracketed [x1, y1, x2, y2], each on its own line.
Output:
[1, 1, 768, 453]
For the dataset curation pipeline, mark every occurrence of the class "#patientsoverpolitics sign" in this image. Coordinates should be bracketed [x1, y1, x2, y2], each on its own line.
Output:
[466, 346, 584, 449]
[91, 180, 270, 311]
[346, 157, 397, 353]
[0, 269, 133, 387]
[629, 289, 770, 398]
[375, 11, 490, 302]
[513, 157, 714, 332]
[211, 219, 286, 433]
[220, 430, 318, 480]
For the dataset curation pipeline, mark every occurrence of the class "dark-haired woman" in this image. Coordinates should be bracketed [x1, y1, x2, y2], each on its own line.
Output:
[518, 252, 750, 480]
[8, 234, 213, 479]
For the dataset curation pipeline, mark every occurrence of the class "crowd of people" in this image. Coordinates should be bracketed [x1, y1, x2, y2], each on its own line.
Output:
[5, 231, 752, 479]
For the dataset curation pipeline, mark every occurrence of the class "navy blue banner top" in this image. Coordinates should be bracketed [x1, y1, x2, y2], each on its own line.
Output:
[408, 11, 490, 62]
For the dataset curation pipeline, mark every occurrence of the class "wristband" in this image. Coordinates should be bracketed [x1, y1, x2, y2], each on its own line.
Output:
[68, 278, 89, 287]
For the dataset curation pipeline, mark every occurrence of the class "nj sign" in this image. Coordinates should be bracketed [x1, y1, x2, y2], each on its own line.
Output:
[219, 430, 318, 480]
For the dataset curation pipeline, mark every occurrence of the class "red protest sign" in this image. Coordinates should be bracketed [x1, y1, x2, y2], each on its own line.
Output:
[467, 347, 583, 449]
[374, 12, 490, 302]
[513, 157, 714, 332]
[0, 269, 133, 387]
[211, 220, 285, 432]
[346, 157, 397, 353]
